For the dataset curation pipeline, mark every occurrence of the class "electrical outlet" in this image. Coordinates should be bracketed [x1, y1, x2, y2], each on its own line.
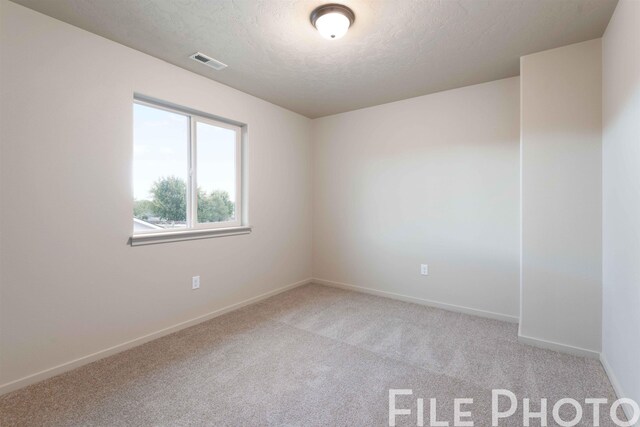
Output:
[192, 276, 200, 290]
[420, 264, 429, 276]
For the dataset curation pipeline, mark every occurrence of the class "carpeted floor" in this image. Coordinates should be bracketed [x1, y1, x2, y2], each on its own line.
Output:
[0, 283, 623, 426]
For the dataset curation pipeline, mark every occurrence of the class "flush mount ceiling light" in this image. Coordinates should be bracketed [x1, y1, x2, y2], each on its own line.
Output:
[310, 4, 355, 40]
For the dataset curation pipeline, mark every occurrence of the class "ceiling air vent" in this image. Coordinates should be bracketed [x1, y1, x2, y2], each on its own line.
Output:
[189, 52, 227, 71]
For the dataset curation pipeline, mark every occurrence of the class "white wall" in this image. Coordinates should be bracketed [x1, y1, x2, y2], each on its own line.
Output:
[313, 77, 521, 320]
[0, 1, 312, 390]
[602, 0, 640, 409]
[519, 39, 602, 355]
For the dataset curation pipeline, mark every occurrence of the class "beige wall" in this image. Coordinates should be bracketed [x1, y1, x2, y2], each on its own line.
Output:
[0, 1, 312, 388]
[602, 0, 640, 408]
[519, 39, 602, 355]
[312, 77, 521, 320]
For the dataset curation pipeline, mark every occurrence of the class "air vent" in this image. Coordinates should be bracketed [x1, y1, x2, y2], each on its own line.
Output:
[189, 52, 227, 71]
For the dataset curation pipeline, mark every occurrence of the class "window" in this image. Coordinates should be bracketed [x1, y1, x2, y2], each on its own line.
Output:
[132, 98, 247, 245]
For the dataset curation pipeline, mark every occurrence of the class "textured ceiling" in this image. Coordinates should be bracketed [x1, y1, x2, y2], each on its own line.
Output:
[12, 0, 617, 118]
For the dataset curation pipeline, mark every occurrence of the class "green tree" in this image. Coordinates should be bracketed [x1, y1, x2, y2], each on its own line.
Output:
[150, 176, 187, 221]
[148, 176, 234, 223]
[198, 189, 235, 222]
[133, 199, 154, 220]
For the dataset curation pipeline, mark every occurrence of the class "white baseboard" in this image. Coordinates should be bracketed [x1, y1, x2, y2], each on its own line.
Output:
[517, 333, 600, 359]
[313, 277, 519, 323]
[0, 277, 313, 396]
[600, 353, 638, 425]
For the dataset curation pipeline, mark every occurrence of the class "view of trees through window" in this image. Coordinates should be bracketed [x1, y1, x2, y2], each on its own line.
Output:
[133, 176, 235, 224]
[133, 102, 238, 232]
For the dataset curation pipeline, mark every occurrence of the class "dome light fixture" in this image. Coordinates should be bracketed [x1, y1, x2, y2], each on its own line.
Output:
[310, 4, 355, 40]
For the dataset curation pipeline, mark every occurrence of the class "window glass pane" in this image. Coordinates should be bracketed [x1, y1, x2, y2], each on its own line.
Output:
[133, 103, 189, 232]
[196, 121, 237, 224]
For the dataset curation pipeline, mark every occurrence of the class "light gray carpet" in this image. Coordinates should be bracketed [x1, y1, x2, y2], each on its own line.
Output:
[0, 284, 622, 426]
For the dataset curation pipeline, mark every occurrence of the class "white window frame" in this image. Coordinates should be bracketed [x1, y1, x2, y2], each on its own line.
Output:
[131, 98, 249, 246]
[190, 116, 243, 230]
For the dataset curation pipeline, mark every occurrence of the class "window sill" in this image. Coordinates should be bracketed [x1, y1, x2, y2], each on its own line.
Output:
[130, 225, 252, 246]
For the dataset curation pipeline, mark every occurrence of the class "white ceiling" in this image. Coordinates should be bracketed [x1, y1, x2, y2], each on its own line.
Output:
[13, 0, 617, 118]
